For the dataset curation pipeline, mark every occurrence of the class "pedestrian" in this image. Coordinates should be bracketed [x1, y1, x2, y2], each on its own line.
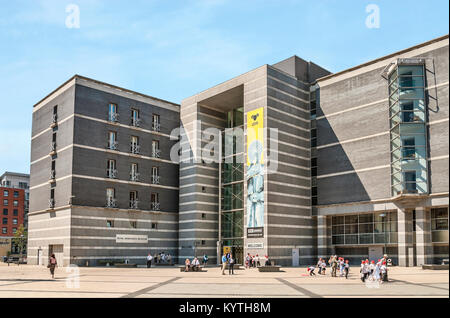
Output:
[321, 260, 327, 275]
[360, 260, 366, 282]
[229, 254, 235, 275]
[184, 258, 191, 272]
[192, 257, 200, 271]
[203, 254, 209, 267]
[381, 261, 388, 282]
[331, 256, 337, 277]
[255, 254, 260, 267]
[308, 265, 316, 276]
[344, 260, 350, 279]
[167, 254, 172, 264]
[339, 257, 345, 276]
[382, 254, 389, 281]
[369, 260, 375, 276]
[264, 255, 270, 266]
[48, 254, 57, 279]
[221, 254, 228, 275]
[245, 253, 251, 269]
[317, 258, 323, 275]
[146, 253, 153, 268]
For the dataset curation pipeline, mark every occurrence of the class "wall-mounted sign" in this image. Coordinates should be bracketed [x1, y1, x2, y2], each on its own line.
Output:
[247, 227, 264, 238]
[116, 234, 148, 244]
[247, 242, 264, 249]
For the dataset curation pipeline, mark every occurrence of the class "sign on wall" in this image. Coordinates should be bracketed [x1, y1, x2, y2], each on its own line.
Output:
[247, 242, 264, 249]
[116, 234, 148, 244]
[246, 107, 265, 234]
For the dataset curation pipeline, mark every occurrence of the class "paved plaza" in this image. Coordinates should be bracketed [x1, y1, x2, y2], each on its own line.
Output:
[0, 263, 447, 298]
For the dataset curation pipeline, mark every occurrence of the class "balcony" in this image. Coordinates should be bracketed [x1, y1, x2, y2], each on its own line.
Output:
[108, 112, 119, 123]
[152, 175, 160, 184]
[50, 170, 55, 180]
[107, 169, 118, 179]
[151, 202, 160, 211]
[108, 141, 118, 151]
[48, 199, 55, 209]
[152, 149, 161, 158]
[152, 122, 161, 132]
[130, 172, 140, 182]
[131, 118, 141, 127]
[106, 198, 118, 208]
[131, 144, 141, 155]
[50, 142, 57, 155]
[51, 114, 58, 128]
[129, 200, 139, 210]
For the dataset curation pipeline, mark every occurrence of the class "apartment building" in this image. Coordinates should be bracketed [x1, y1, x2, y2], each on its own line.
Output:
[27, 75, 180, 266]
[0, 172, 29, 227]
[0, 186, 26, 256]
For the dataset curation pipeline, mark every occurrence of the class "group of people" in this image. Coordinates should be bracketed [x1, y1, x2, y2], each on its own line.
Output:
[182, 254, 209, 272]
[146, 252, 172, 268]
[307, 254, 390, 283]
[244, 253, 271, 268]
[308, 256, 350, 278]
[221, 253, 236, 275]
[360, 259, 389, 283]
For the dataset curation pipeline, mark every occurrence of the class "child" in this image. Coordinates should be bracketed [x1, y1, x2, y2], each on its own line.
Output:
[308, 266, 316, 276]
[380, 261, 387, 283]
[369, 260, 375, 277]
[321, 261, 327, 275]
[344, 260, 350, 279]
[360, 260, 365, 282]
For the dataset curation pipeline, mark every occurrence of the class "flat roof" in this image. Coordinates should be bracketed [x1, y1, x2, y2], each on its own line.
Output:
[33, 74, 180, 108]
[315, 34, 449, 83]
[0, 171, 30, 179]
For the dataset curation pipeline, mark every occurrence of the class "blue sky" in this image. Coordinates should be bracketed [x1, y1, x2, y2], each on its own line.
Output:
[0, 0, 448, 174]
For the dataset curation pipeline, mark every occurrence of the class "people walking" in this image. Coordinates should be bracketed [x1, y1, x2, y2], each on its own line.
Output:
[317, 258, 323, 275]
[221, 254, 228, 275]
[344, 260, 350, 279]
[228, 254, 235, 275]
[331, 256, 337, 277]
[308, 265, 316, 276]
[245, 253, 251, 269]
[146, 253, 153, 268]
[48, 254, 57, 279]
[321, 260, 327, 275]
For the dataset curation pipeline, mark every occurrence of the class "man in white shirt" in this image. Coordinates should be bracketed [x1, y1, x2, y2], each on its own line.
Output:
[192, 257, 200, 271]
[146, 253, 153, 268]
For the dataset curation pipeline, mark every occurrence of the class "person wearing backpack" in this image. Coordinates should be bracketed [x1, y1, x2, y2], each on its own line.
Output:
[228, 254, 235, 275]
[48, 254, 57, 279]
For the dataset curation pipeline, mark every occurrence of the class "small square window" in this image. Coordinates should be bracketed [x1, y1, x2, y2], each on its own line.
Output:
[151, 223, 158, 229]
[202, 213, 206, 219]
[2, 228, 6, 234]
[106, 220, 114, 228]
[13, 201, 18, 207]
[130, 221, 137, 229]
[202, 186, 206, 193]
[201, 240, 206, 245]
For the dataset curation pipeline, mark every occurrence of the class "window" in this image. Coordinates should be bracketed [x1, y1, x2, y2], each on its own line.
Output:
[152, 167, 160, 184]
[131, 109, 140, 127]
[106, 188, 116, 208]
[202, 186, 206, 193]
[151, 193, 160, 211]
[52, 105, 58, 123]
[106, 220, 114, 228]
[404, 171, 417, 192]
[130, 163, 139, 181]
[107, 160, 117, 178]
[108, 131, 118, 150]
[108, 103, 118, 122]
[2, 228, 6, 234]
[402, 137, 415, 160]
[3, 209, 7, 215]
[152, 114, 160, 131]
[19, 182, 28, 189]
[12, 228, 17, 234]
[201, 240, 206, 245]
[13, 218, 17, 225]
[13, 200, 18, 207]
[432, 208, 448, 231]
[2, 218, 7, 225]
[152, 140, 160, 158]
[13, 191, 19, 198]
[129, 191, 138, 209]
[151, 222, 158, 229]
[130, 221, 137, 229]
[52, 132, 57, 151]
[3, 199, 8, 206]
[51, 160, 56, 179]
[3, 190, 8, 197]
[13, 209, 18, 216]
[131, 136, 140, 154]
[202, 213, 206, 219]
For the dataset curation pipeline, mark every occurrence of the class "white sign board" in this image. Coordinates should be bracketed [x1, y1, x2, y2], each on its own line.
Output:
[247, 242, 264, 249]
[116, 234, 148, 244]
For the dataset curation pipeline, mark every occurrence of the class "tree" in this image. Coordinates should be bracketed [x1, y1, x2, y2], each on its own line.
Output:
[12, 225, 27, 258]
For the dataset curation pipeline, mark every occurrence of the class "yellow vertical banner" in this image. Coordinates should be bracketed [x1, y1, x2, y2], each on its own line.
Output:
[246, 107, 265, 230]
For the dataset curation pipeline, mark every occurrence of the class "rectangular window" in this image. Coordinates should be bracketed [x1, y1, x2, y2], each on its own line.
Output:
[131, 109, 140, 127]
[108, 131, 118, 150]
[2, 209, 7, 215]
[3, 190, 8, 197]
[2, 218, 7, 225]
[404, 171, 417, 192]
[108, 103, 118, 122]
[131, 136, 140, 154]
[2, 228, 6, 234]
[13, 200, 18, 207]
[151, 222, 158, 229]
[13, 209, 18, 216]
[13, 218, 17, 225]
[12, 228, 17, 234]
[107, 160, 117, 178]
[130, 221, 137, 229]
[152, 167, 160, 184]
[106, 220, 114, 228]
[130, 163, 139, 181]
[152, 114, 160, 131]
[151, 193, 160, 211]
[152, 140, 160, 158]
[3, 200, 8, 206]
[13, 191, 19, 198]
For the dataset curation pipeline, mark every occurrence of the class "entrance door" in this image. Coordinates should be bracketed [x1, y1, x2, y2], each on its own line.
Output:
[37, 249, 42, 266]
[292, 248, 299, 267]
[369, 246, 383, 261]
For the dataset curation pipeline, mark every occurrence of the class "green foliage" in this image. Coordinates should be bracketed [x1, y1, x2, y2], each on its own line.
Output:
[12, 225, 27, 256]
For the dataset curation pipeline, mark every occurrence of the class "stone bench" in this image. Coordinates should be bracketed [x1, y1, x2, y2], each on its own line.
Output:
[258, 265, 281, 272]
[155, 263, 174, 266]
[114, 263, 137, 268]
[219, 264, 243, 270]
[422, 264, 449, 270]
[179, 266, 206, 272]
